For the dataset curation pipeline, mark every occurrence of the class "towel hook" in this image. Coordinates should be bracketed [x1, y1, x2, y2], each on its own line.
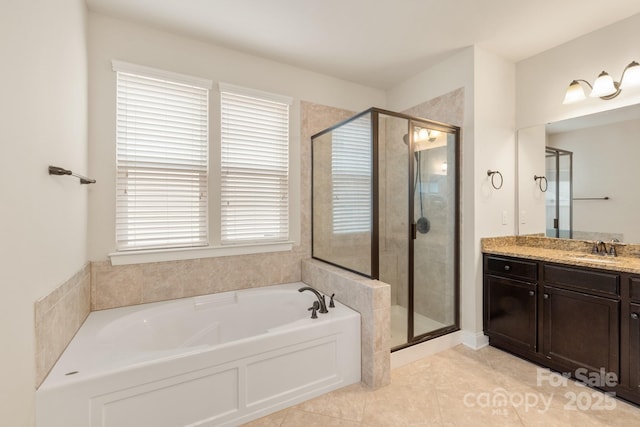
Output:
[534, 175, 548, 192]
[487, 170, 503, 190]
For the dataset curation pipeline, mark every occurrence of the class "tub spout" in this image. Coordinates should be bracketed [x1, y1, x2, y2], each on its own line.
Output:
[298, 286, 329, 313]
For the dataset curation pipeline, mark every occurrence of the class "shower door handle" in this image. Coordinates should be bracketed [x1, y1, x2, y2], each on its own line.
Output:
[411, 223, 417, 240]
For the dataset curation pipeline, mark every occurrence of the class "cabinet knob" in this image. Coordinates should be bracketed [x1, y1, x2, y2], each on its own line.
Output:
[504, 265, 511, 271]
[632, 313, 639, 320]
[528, 290, 535, 296]
[543, 293, 549, 299]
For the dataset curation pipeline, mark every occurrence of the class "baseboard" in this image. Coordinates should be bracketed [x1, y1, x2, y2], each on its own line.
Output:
[461, 330, 489, 350]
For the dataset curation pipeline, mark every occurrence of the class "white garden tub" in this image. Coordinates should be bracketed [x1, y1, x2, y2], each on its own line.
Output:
[36, 282, 361, 427]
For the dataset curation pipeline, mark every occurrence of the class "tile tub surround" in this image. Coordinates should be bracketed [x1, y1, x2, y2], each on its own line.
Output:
[90, 253, 303, 310]
[34, 263, 91, 387]
[243, 344, 640, 427]
[302, 259, 391, 389]
[482, 235, 640, 274]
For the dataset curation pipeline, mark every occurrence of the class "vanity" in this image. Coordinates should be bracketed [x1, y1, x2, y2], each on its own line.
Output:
[482, 236, 640, 406]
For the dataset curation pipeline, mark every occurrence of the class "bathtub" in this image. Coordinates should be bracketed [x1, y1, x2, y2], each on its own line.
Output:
[36, 282, 361, 427]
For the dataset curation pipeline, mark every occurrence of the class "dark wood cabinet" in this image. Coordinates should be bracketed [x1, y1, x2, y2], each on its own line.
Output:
[629, 302, 640, 394]
[485, 275, 537, 352]
[483, 254, 639, 405]
[626, 276, 640, 398]
[542, 264, 620, 377]
[542, 285, 619, 375]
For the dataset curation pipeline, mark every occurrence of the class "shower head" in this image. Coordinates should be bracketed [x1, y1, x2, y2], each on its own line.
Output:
[403, 134, 409, 145]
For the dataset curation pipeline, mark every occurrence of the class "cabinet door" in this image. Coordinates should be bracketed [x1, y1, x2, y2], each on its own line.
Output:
[630, 303, 640, 394]
[543, 286, 619, 376]
[484, 275, 537, 352]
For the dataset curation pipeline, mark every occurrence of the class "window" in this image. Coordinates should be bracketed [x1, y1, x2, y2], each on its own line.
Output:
[113, 61, 212, 251]
[220, 84, 292, 244]
[331, 114, 372, 234]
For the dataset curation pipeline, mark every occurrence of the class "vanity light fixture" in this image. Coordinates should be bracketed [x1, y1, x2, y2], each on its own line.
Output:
[562, 60, 640, 104]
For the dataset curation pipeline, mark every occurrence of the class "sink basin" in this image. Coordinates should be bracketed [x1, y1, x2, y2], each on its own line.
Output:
[567, 254, 619, 265]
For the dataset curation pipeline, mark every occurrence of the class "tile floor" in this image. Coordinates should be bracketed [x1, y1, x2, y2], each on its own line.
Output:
[243, 345, 640, 426]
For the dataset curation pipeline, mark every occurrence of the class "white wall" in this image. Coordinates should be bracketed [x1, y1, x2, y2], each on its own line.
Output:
[516, 12, 640, 236]
[470, 47, 517, 339]
[87, 12, 386, 260]
[388, 46, 516, 344]
[0, 0, 88, 425]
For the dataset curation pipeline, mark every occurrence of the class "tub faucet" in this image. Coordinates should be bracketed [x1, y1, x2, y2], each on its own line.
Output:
[298, 286, 329, 313]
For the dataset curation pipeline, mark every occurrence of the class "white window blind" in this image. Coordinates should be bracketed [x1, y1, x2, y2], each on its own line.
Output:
[220, 85, 291, 243]
[332, 115, 372, 234]
[114, 63, 210, 251]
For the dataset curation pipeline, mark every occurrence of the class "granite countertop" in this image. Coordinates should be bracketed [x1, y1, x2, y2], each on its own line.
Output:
[482, 235, 640, 275]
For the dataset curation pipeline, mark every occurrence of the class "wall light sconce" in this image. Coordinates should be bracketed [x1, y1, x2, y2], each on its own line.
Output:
[562, 61, 640, 104]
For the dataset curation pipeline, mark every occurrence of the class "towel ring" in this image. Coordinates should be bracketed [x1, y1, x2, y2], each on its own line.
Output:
[487, 170, 503, 190]
[534, 175, 548, 192]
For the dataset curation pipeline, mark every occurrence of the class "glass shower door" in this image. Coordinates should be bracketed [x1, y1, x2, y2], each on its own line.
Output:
[410, 122, 458, 340]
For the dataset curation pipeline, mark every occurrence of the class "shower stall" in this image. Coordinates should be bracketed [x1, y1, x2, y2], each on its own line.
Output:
[311, 108, 460, 350]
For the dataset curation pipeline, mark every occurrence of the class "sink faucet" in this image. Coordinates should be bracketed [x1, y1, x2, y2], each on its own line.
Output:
[593, 240, 607, 255]
[592, 240, 618, 257]
[298, 286, 329, 313]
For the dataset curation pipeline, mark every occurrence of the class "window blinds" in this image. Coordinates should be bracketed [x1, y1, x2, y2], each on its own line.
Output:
[220, 88, 290, 243]
[332, 115, 372, 234]
[115, 68, 210, 251]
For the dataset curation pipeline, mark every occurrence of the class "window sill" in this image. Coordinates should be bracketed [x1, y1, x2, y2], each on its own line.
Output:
[109, 241, 294, 266]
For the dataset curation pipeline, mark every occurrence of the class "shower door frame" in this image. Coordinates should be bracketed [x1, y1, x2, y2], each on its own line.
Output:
[310, 108, 380, 278]
[400, 116, 461, 351]
[545, 146, 573, 239]
[309, 107, 461, 350]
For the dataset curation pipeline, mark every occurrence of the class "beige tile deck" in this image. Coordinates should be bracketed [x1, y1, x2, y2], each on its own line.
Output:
[243, 345, 640, 427]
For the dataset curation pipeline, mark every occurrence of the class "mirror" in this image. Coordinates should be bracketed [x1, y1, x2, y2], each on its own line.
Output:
[517, 103, 640, 243]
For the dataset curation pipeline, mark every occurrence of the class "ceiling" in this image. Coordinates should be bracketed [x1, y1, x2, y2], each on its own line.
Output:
[86, 0, 640, 89]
